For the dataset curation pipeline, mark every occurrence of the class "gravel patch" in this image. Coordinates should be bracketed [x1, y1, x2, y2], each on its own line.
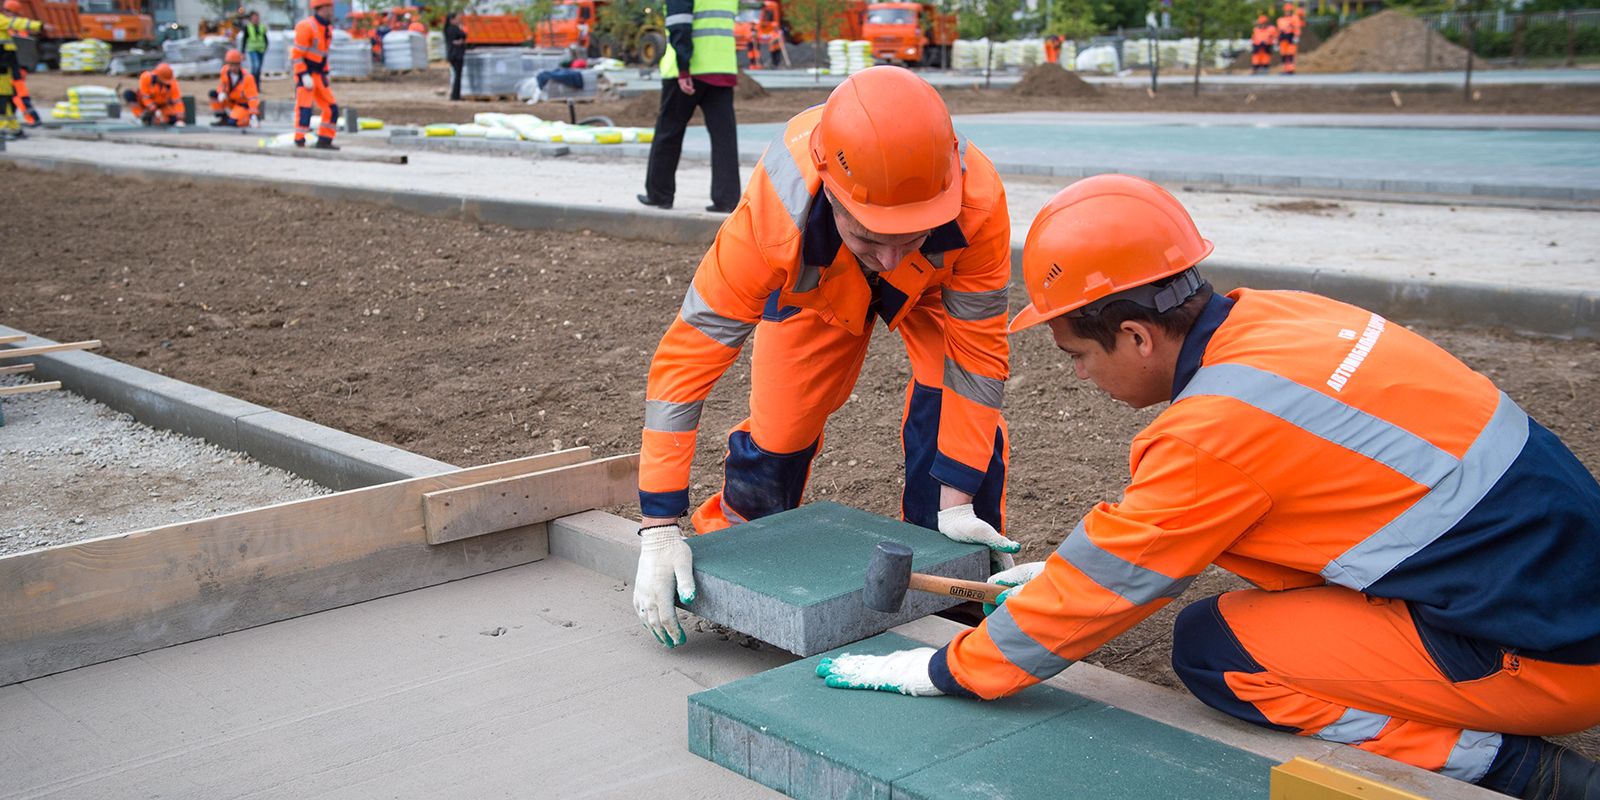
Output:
[0, 376, 329, 555]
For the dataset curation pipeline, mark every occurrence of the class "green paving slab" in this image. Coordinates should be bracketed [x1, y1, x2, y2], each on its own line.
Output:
[682, 503, 988, 656]
[690, 632, 1274, 800]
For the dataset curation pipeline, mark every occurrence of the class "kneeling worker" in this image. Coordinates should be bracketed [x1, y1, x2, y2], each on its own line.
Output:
[817, 174, 1600, 799]
[209, 49, 260, 127]
[124, 63, 184, 126]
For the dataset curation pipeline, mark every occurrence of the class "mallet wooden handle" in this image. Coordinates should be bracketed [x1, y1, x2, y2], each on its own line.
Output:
[907, 573, 1005, 605]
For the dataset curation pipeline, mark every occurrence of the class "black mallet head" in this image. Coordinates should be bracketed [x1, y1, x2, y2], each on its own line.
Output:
[863, 540, 915, 613]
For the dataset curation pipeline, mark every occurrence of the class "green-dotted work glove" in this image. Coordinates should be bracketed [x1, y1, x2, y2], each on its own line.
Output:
[815, 648, 944, 697]
[982, 560, 1045, 616]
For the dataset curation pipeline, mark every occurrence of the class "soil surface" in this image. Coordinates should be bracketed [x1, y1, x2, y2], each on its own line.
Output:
[4, 163, 1597, 758]
[1010, 63, 1100, 98]
[1303, 9, 1472, 74]
[0, 376, 327, 556]
[26, 65, 1600, 129]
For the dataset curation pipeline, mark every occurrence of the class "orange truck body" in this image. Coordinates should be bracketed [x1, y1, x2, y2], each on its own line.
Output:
[531, 0, 594, 49]
[13, 0, 151, 46]
[350, 7, 532, 47]
[861, 0, 954, 66]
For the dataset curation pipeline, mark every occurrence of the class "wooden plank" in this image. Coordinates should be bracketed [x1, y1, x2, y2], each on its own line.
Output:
[0, 447, 593, 686]
[422, 453, 640, 545]
[1270, 758, 1426, 800]
[0, 363, 37, 375]
[0, 340, 101, 360]
[0, 335, 24, 344]
[0, 381, 61, 397]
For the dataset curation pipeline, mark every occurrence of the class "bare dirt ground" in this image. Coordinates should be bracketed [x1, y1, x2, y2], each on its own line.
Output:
[26, 64, 1600, 128]
[4, 163, 1597, 758]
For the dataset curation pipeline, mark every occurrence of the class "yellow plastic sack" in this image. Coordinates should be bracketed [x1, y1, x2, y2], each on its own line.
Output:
[358, 118, 384, 130]
[423, 124, 456, 137]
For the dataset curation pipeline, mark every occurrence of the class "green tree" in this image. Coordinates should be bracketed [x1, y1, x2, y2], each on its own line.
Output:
[1044, 0, 1101, 38]
[956, 0, 1021, 87]
[785, 0, 853, 81]
[1169, 0, 1252, 94]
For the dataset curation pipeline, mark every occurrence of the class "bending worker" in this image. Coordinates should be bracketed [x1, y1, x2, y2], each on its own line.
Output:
[209, 49, 259, 127]
[291, 0, 339, 149]
[124, 63, 184, 127]
[635, 66, 1017, 647]
[816, 174, 1600, 800]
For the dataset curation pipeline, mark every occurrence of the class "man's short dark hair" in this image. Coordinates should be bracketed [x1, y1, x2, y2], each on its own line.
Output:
[1067, 276, 1214, 353]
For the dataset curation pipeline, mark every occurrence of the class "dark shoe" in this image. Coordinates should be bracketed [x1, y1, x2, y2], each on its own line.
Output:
[705, 204, 735, 213]
[314, 138, 339, 151]
[1521, 741, 1600, 800]
[294, 139, 306, 147]
[637, 193, 672, 210]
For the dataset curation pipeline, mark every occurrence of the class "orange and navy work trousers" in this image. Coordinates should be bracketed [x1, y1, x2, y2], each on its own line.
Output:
[1279, 41, 1297, 73]
[689, 300, 1007, 536]
[13, 67, 37, 125]
[1172, 587, 1600, 796]
[294, 69, 338, 144]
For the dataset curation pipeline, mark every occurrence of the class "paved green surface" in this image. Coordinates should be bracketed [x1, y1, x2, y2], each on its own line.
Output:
[690, 632, 1274, 799]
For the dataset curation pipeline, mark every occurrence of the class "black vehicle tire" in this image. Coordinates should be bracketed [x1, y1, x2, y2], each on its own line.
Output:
[638, 31, 666, 66]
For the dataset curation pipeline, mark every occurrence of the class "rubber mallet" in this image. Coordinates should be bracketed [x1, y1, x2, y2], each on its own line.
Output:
[863, 540, 1005, 612]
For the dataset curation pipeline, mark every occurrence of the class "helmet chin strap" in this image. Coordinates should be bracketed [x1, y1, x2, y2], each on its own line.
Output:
[1070, 268, 1207, 319]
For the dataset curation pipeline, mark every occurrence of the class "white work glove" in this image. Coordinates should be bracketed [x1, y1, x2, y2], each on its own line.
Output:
[937, 503, 1021, 573]
[633, 523, 696, 648]
[984, 560, 1046, 615]
[174, 119, 186, 127]
[816, 648, 943, 696]
[249, 114, 259, 128]
[300, 73, 314, 89]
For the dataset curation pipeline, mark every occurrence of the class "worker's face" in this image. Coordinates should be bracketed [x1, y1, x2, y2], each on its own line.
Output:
[832, 203, 930, 274]
[1046, 316, 1172, 409]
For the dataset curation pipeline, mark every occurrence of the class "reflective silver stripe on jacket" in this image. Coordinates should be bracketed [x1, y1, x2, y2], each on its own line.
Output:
[1441, 730, 1502, 784]
[694, 9, 736, 18]
[692, 28, 734, 37]
[1176, 363, 1529, 591]
[644, 399, 704, 432]
[1058, 521, 1196, 605]
[983, 604, 1074, 680]
[943, 358, 1003, 409]
[1312, 707, 1389, 745]
[942, 287, 1008, 321]
[680, 284, 755, 348]
[664, 13, 694, 24]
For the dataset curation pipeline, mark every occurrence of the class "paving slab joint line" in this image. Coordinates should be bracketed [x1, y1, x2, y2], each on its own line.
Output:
[0, 325, 458, 490]
[6, 152, 1596, 340]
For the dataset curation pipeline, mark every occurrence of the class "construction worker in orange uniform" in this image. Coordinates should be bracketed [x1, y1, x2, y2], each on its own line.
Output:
[208, 49, 259, 127]
[634, 66, 1017, 647]
[407, 16, 425, 34]
[815, 174, 1600, 799]
[122, 63, 185, 126]
[1, 0, 40, 138]
[1250, 14, 1278, 74]
[1043, 34, 1061, 65]
[1277, 2, 1300, 74]
[4, 0, 39, 127]
[292, 0, 339, 149]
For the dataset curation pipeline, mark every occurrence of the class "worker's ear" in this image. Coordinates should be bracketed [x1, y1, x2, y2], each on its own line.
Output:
[1120, 320, 1159, 357]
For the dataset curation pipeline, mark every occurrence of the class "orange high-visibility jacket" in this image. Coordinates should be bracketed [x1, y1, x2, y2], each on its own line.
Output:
[1277, 13, 1301, 42]
[933, 289, 1600, 699]
[215, 69, 260, 115]
[291, 15, 332, 76]
[638, 105, 1012, 518]
[137, 70, 183, 114]
[1252, 22, 1278, 47]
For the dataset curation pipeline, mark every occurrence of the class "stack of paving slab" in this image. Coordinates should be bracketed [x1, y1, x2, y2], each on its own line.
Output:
[107, 49, 163, 76]
[260, 29, 292, 75]
[461, 47, 531, 97]
[329, 32, 373, 79]
[381, 30, 428, 70]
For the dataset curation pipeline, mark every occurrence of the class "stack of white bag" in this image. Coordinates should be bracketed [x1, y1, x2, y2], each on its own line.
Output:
[59, 40, 111, 73]
[417, 112, 656, 145]
[427, 31, 444, 61]
[51, 84, 117, 120]
[382, 30, 428, 70]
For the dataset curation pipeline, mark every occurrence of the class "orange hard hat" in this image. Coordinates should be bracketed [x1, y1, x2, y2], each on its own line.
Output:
[1009, 174, 1214, 334]
[809, 66, 961, 235]
[1257, 14, 1268, 23]
[4, 0, 24, 15]
[154, 62, 174, 81]
[311, 0, 333, 9]
[224, 48, 243, 64]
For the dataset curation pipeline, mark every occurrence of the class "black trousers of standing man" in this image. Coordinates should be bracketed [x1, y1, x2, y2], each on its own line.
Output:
[643, 78, 740, 211]
[449, 58, 465, 101]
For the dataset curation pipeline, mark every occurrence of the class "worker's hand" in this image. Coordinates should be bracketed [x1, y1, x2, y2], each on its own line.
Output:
[634, 523, 696, 648]
[937, 503, 1022, 557]
[174, 119, 186, 127]
[208, 89, 219, 99]
[300, 73, 314, 89]
[816, 648, 943, 696]
[677, 75, 695, 95]
[983, 560, 1045, 615]
[248, 114, 259, 128]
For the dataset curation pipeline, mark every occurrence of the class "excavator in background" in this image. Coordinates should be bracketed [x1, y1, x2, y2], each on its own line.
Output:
[530, 0, 665, 66]
[861, 0, 955, 67]
[10, 0, 153, 66]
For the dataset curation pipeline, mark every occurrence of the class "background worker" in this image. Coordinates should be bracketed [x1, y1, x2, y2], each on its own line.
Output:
[240, 10, 268, 84]
[1250, 14, 1277, 74]
[1043, 34, 1062, 65]
[634, 66, 1018, 648]
[4, 0, 39, 127]
[407, 15, 425, 34]
[816, 173, 1600, 800]
[444, 12, 467, 101]
[209, 49, 259, 127]
[0, 0, 39, 139]
[1277, 2, 1301, 74]
[123, 63, 184, 127]
[637, 0, 739, 213]
[291, 0, 339, 149]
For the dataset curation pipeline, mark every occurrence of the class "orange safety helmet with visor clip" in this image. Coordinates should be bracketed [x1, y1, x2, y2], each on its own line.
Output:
[310, 0, 333, 10]
[224, 48, 244, 64]
[1008, 174, 1215, 333]
[153, 62, 174, 81]
[3, 0, 25, 16]
[809, 66, 963, 235]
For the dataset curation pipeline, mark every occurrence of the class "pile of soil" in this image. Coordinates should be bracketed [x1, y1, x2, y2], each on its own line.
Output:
[735, 70, 770, 100]
[1301, 9, 1470, 73]
[1009, 63, 1099, 98]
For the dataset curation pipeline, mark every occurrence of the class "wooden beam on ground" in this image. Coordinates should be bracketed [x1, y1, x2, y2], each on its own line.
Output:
[422, 453, 640, 545]
[0, 381, 61, 397]
[0, 447, 594, 686]
[0, 335, 24, 344]
[0, 363, 37, 375]
[0, 340, 101, 360]
[57, 130, 409, 165]
[1270, 758, 1426, 800]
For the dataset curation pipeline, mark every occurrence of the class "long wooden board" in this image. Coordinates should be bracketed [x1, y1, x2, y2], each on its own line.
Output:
[0, 340, 101, 360]
[0, 335, 24, 344]
[0, 448, 593, 686]
[0, 363, 37, 375]
[0, 381, 60, 397]
[422, 453, 639, 545]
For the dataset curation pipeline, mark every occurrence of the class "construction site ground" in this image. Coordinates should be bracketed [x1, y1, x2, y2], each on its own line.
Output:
[5, 162, 1597, 759]
[23, 65, 1600, 128]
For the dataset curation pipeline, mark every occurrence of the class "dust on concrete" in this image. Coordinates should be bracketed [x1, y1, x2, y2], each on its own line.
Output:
[1254, 199, 1346, 215]
[0, 376, 329, 555]
[4, 164, 1598, 757]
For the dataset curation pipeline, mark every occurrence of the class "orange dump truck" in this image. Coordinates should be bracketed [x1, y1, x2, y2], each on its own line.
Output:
[12, 0, 153, 66]
[862, 0, 955, 67]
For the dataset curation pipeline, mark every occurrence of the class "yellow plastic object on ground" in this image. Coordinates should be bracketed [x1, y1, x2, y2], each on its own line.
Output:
[1269, 758, 1425, 800]
[358, 118, 384, 130]
[423, 124, 457, 137]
